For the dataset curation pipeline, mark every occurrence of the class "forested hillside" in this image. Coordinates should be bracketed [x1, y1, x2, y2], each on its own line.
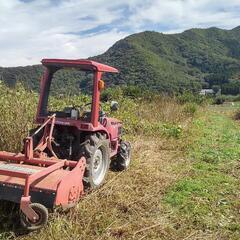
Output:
[1, 26, 240, 94]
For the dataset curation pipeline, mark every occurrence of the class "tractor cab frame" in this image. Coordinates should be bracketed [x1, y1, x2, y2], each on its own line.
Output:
[36, 59, 123, 158]
[37, 59, 118, 127]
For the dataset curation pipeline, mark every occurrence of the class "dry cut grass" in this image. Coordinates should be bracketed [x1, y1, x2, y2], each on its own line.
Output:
[21, 135, 188, 240]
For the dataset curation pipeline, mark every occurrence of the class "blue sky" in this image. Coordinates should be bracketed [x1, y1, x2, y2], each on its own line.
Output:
[0, 0, 240, 66]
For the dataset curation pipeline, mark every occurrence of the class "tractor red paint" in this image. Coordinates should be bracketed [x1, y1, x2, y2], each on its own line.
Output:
[0, 59, 131, 231]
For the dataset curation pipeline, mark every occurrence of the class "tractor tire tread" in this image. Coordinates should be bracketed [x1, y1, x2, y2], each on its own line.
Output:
[80, 133, 110, 190]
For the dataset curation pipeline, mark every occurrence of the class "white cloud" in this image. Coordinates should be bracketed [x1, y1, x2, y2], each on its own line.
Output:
[128, 0, 240, 31]
[0, 29, 127, 66]
[0, 0, 239, 66]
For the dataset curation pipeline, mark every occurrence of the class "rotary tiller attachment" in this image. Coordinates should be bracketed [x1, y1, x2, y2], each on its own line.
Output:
[0, 115, 86, 231]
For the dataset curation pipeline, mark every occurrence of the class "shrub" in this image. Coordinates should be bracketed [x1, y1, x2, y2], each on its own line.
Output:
[122, 85, 147, 98]
[213, 96, 225, 105]
[183, 103, 197, 116]
[177, 91, 205, 105]
[101, 87, 123, 102]
[233, 95, 240, 102]
[162, 123, 183, 138]
[233, 110, 240, 120]
[101, 85, 154, 102]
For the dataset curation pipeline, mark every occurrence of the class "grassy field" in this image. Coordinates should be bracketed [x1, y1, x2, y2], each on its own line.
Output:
[164, 107, 240, 239]
[0, 84, 239, 239]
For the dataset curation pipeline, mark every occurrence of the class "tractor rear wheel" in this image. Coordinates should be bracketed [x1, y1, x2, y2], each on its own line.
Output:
[111, 141, 131, 171]
[81, 133, 110, 190]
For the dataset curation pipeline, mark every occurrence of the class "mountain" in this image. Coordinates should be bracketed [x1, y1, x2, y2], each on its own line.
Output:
[1, 26, 240, 94]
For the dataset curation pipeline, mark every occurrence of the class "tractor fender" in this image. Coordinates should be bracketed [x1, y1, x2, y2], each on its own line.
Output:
[101, 117, 122, 140]
[90, 125, 111, 140]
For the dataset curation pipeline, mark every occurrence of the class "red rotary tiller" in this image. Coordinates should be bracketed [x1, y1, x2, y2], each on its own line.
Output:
[0, 59, 131, 231]
[0, 115, 85, 230]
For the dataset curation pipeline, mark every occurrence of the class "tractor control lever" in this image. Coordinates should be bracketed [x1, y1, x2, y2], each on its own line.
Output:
[52, 139, 60, 147]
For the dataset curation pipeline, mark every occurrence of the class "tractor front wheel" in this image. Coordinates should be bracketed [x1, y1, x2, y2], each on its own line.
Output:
[81, 133, 110, 190]
[111, 141, 131, 171]
[20, 203, 48, 231]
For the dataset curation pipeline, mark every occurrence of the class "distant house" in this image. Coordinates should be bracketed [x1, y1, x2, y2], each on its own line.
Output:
[199, 89, 215, 95]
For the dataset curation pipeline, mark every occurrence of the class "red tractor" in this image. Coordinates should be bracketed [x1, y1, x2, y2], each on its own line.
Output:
[0, 59, 131, 230]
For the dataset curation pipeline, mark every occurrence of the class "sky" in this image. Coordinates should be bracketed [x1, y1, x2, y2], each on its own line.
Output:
[0, 0, 240, 67]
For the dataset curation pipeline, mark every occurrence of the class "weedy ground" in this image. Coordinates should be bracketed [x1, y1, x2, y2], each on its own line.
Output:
[164, 107, 240, 239]
[0, 84, 239, 240]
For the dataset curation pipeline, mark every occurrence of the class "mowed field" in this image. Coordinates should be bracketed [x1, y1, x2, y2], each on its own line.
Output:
[22, 105, 239, 240]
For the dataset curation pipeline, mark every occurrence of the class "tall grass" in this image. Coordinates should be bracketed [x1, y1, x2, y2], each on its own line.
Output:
[0, 84, 195, 153]
[0, 83, 37, 152]
[111, 95, 194, 138]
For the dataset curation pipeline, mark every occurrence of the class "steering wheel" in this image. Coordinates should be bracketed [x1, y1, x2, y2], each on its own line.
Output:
[76, 102, 103, 112]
